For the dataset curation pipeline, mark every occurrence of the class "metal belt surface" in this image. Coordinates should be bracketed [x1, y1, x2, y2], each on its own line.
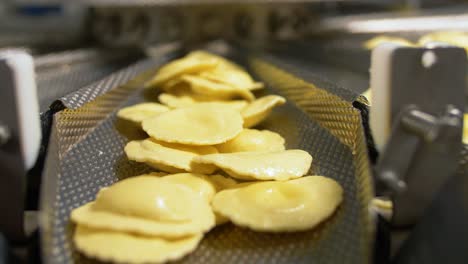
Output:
[39, 44, 375, 264]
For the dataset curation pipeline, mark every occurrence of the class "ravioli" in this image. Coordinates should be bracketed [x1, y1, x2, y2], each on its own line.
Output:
[74, 225, 202, 264]
[148, 172, 168, 177]
[193, 149, 312, 181]
[199, 68, 264, 91]
[212, 176, 343, 232]
[160, 77, 187, 92]
[155, 173, 217, 202]
[151, 173, 237, 225]
[205, 174, 238, 191]
[125, 139, 217, 174]
[364, 36, 415, 49]
[159, 93, 247, 111]
[142, 104, 243, 145]
[146, 53, 219, 88]
[241, 95, 286, 128]
[117, 103, 169, 124]
[418, 31, 468, 52]
[188, 51, 245, 71]
[71, 176, 215, 237]
[216, 129, 285, 153]
[181, 75, 255, 101]
[150, 173, 237, 199]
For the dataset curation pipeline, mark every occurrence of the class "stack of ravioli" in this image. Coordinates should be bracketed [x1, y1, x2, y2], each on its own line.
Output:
[70, 51, 344, 263]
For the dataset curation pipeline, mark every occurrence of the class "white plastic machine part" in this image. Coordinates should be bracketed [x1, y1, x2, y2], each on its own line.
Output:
[0, 50, 41, 170]
[370, 43, 403, 152]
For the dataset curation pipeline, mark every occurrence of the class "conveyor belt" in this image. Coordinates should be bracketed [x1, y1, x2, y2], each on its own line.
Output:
[39, 44, 375, 263]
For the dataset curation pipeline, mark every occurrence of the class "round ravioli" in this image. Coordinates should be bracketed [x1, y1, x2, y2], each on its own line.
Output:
[151, 173, 237, 225]
[125, 139, 217, 174]
[193, 150, 312, 181]
[203, 174, 238, 225]
[191, 51, 264, 90]
[156, 173, 217, 202]
[71, 176, 215, 237]
[241, 95, 286, 128]
[199, 68, 264, 91]
[74, 225, 202, 264]
[216, 129, 285, 153]
[159, 93, 247, 111]
[181, 75, 255, 101]
[146, 54, 219, 88]
[418, 31, 468, 51]
[117, 103, 169, 124]
[212, 176, 343, 232]
[205, 174, 238, 191]
[148, 171, 168, 177]
[142, 104, 243, 145]
[188, 51, 244, 71]
[364, 36, 415, 50]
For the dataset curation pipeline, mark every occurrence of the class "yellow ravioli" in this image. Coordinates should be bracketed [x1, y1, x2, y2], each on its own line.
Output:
[74, 225, 202, 264]
[364, 36, 415, 50]
[117, 103, 169, 124]
[241, 95, 286, 128]
[181, 75, 255, 101]
[159, 93, 247, 111]
[191, 51, 264, 90]
[150, 172, 237, 225]
[205, 174, 238, 191]
[419, 31, 468, 52]
[216, 129, 285, 153]
[199, 68, 264, 91]
[146, 54, 219, 88]
[204, 174, 238, 225]
[150, 173, 237, 200]
[160, 77, 187, 92]
[188, 51, 244, 71]
[142, 104, 243, 145]
[193, 150, 312, 181]
[248, 82, 265, 91]
[148, 172, 168, 177]
[212, 176, 343, 232]
[71, 176, 215, 237]
[125, 139, 217, 174]
[155, 173, 217, 202]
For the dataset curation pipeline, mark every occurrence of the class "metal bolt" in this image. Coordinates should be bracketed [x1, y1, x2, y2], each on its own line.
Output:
[446, 105, 462, 117]
[380, 170, 407, 193]
[402, 109, 439, 142]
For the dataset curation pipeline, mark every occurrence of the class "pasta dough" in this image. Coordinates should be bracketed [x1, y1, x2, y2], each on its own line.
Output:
[159, 93, 247, 111]
[117, 103, 169, 124]
[74, 225, 202, 264]
[181, 75, 255, 101]
[212, 176, 343, 232]
[71, 176, 215, 238]
[216, 129, 285, 153]
[125, 139, 218, 174]
[142, 104, 243, 145]
[146, 54, 219, 88]
[193, 150, 312, 181]
[241, 95, 286, 128]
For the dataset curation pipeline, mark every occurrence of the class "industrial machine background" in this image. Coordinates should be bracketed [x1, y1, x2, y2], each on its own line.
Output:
[0, 0, 467, 263]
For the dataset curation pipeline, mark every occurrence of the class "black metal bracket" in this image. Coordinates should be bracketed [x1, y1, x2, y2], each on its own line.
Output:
[371, 45, 466, 227]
